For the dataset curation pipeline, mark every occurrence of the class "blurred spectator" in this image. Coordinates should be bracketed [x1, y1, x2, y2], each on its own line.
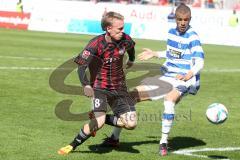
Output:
[233, 1, 240, 11]
[205, 0, 215, 8]
[173, 0, 195, 6]
[168, 0, 173, 5]
[229, 10, 239, 27]
[167, 7, 175, 22]
[159, 0, 168, 5]
[215, 0, 224, 9]
[118, 0, 131, 4]
[192, 0, 201, 7]
[16, 0, 23, 13]
[175, 0, 188, 6]
[131, 0, 167, 5]
[131, 0, 144, 4]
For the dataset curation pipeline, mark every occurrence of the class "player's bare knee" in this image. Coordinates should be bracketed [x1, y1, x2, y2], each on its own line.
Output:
[89, 113, 106, 130]
[165, 89, 181, 103]
[97, 120, 105, 129]
[88, 119, 103, 132]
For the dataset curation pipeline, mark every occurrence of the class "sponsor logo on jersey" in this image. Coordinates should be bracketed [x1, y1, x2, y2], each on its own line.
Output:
[169, 49, 182, 59]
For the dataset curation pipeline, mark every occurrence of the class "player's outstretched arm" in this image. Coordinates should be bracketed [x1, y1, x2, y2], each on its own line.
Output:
[138, 48, 158, 60]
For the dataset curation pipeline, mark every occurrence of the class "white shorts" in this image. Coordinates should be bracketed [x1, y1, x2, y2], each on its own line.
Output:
[139, 75, 199, 101]
[159, 75, 198, 96]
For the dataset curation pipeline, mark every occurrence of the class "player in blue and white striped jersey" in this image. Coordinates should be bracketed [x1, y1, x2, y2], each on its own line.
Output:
[156, 25, 204, 95]
[138, 3, 204, 156]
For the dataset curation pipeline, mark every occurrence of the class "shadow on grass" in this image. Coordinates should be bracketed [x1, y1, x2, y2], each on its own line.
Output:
[147, 136, 206, 151]
[73, 136, 206, 154]
[167, 137, 229, 159]
[167, 136, 206, 151]
[208, 155, 229, 159]
[77, 139, 159, 154]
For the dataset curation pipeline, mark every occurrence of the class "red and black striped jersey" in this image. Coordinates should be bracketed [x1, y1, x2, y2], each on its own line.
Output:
[74, 33, 135, 90]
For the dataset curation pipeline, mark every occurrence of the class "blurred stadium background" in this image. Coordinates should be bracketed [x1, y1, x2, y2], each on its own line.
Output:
[1, 0, 240, 45]
[0, 0, 240, 160]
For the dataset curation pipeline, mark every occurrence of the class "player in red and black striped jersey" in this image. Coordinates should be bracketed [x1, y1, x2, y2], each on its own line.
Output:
[74, 32, 135, 90]
[58, 11, 137, 155]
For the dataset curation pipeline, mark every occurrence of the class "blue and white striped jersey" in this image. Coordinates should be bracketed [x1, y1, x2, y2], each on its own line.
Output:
[161, 27, 204, 90]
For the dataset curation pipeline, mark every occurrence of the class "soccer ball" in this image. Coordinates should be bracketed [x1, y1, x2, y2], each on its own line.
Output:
[206, 103, 228, 124]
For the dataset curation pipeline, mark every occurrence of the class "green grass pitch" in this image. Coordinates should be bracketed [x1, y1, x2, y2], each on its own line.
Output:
[0, 28, 240, 160]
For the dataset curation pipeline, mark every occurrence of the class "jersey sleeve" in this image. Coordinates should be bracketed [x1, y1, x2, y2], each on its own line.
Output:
[74, 39, 98, 86]
[189, 33, 205, 75]
[124, 33, 136, 62]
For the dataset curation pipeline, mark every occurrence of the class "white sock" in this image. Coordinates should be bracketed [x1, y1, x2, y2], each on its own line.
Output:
[160, 119, 173, 144]
[160, 133, 168, 144]
[112, 127, 122, 140]
[160, 100, 175, 144]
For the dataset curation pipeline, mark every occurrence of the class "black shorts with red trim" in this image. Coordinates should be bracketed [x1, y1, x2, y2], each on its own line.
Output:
[92, 89, 135, 116]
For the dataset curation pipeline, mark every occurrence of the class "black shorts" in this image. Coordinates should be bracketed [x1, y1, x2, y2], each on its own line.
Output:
[92, 89, 136, 116]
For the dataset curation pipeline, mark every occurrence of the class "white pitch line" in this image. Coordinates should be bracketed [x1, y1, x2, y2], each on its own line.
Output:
[203, 69, 240, 73]
[0, 55, 69, 61]
[0, 66, 54, 70]
[0, 66, 240, 73]
[0, 56, 240, 72]
[173, 147, 240, 160]
[0, 67, 74, 70]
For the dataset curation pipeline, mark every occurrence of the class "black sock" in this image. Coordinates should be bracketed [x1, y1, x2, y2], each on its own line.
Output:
[70, 129, 91, 150]
[105, 114, 118, 126]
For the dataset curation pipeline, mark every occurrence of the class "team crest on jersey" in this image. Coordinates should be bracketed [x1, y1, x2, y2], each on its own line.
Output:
[82, 50, 90, 59]
[119, 48, 125, 55]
